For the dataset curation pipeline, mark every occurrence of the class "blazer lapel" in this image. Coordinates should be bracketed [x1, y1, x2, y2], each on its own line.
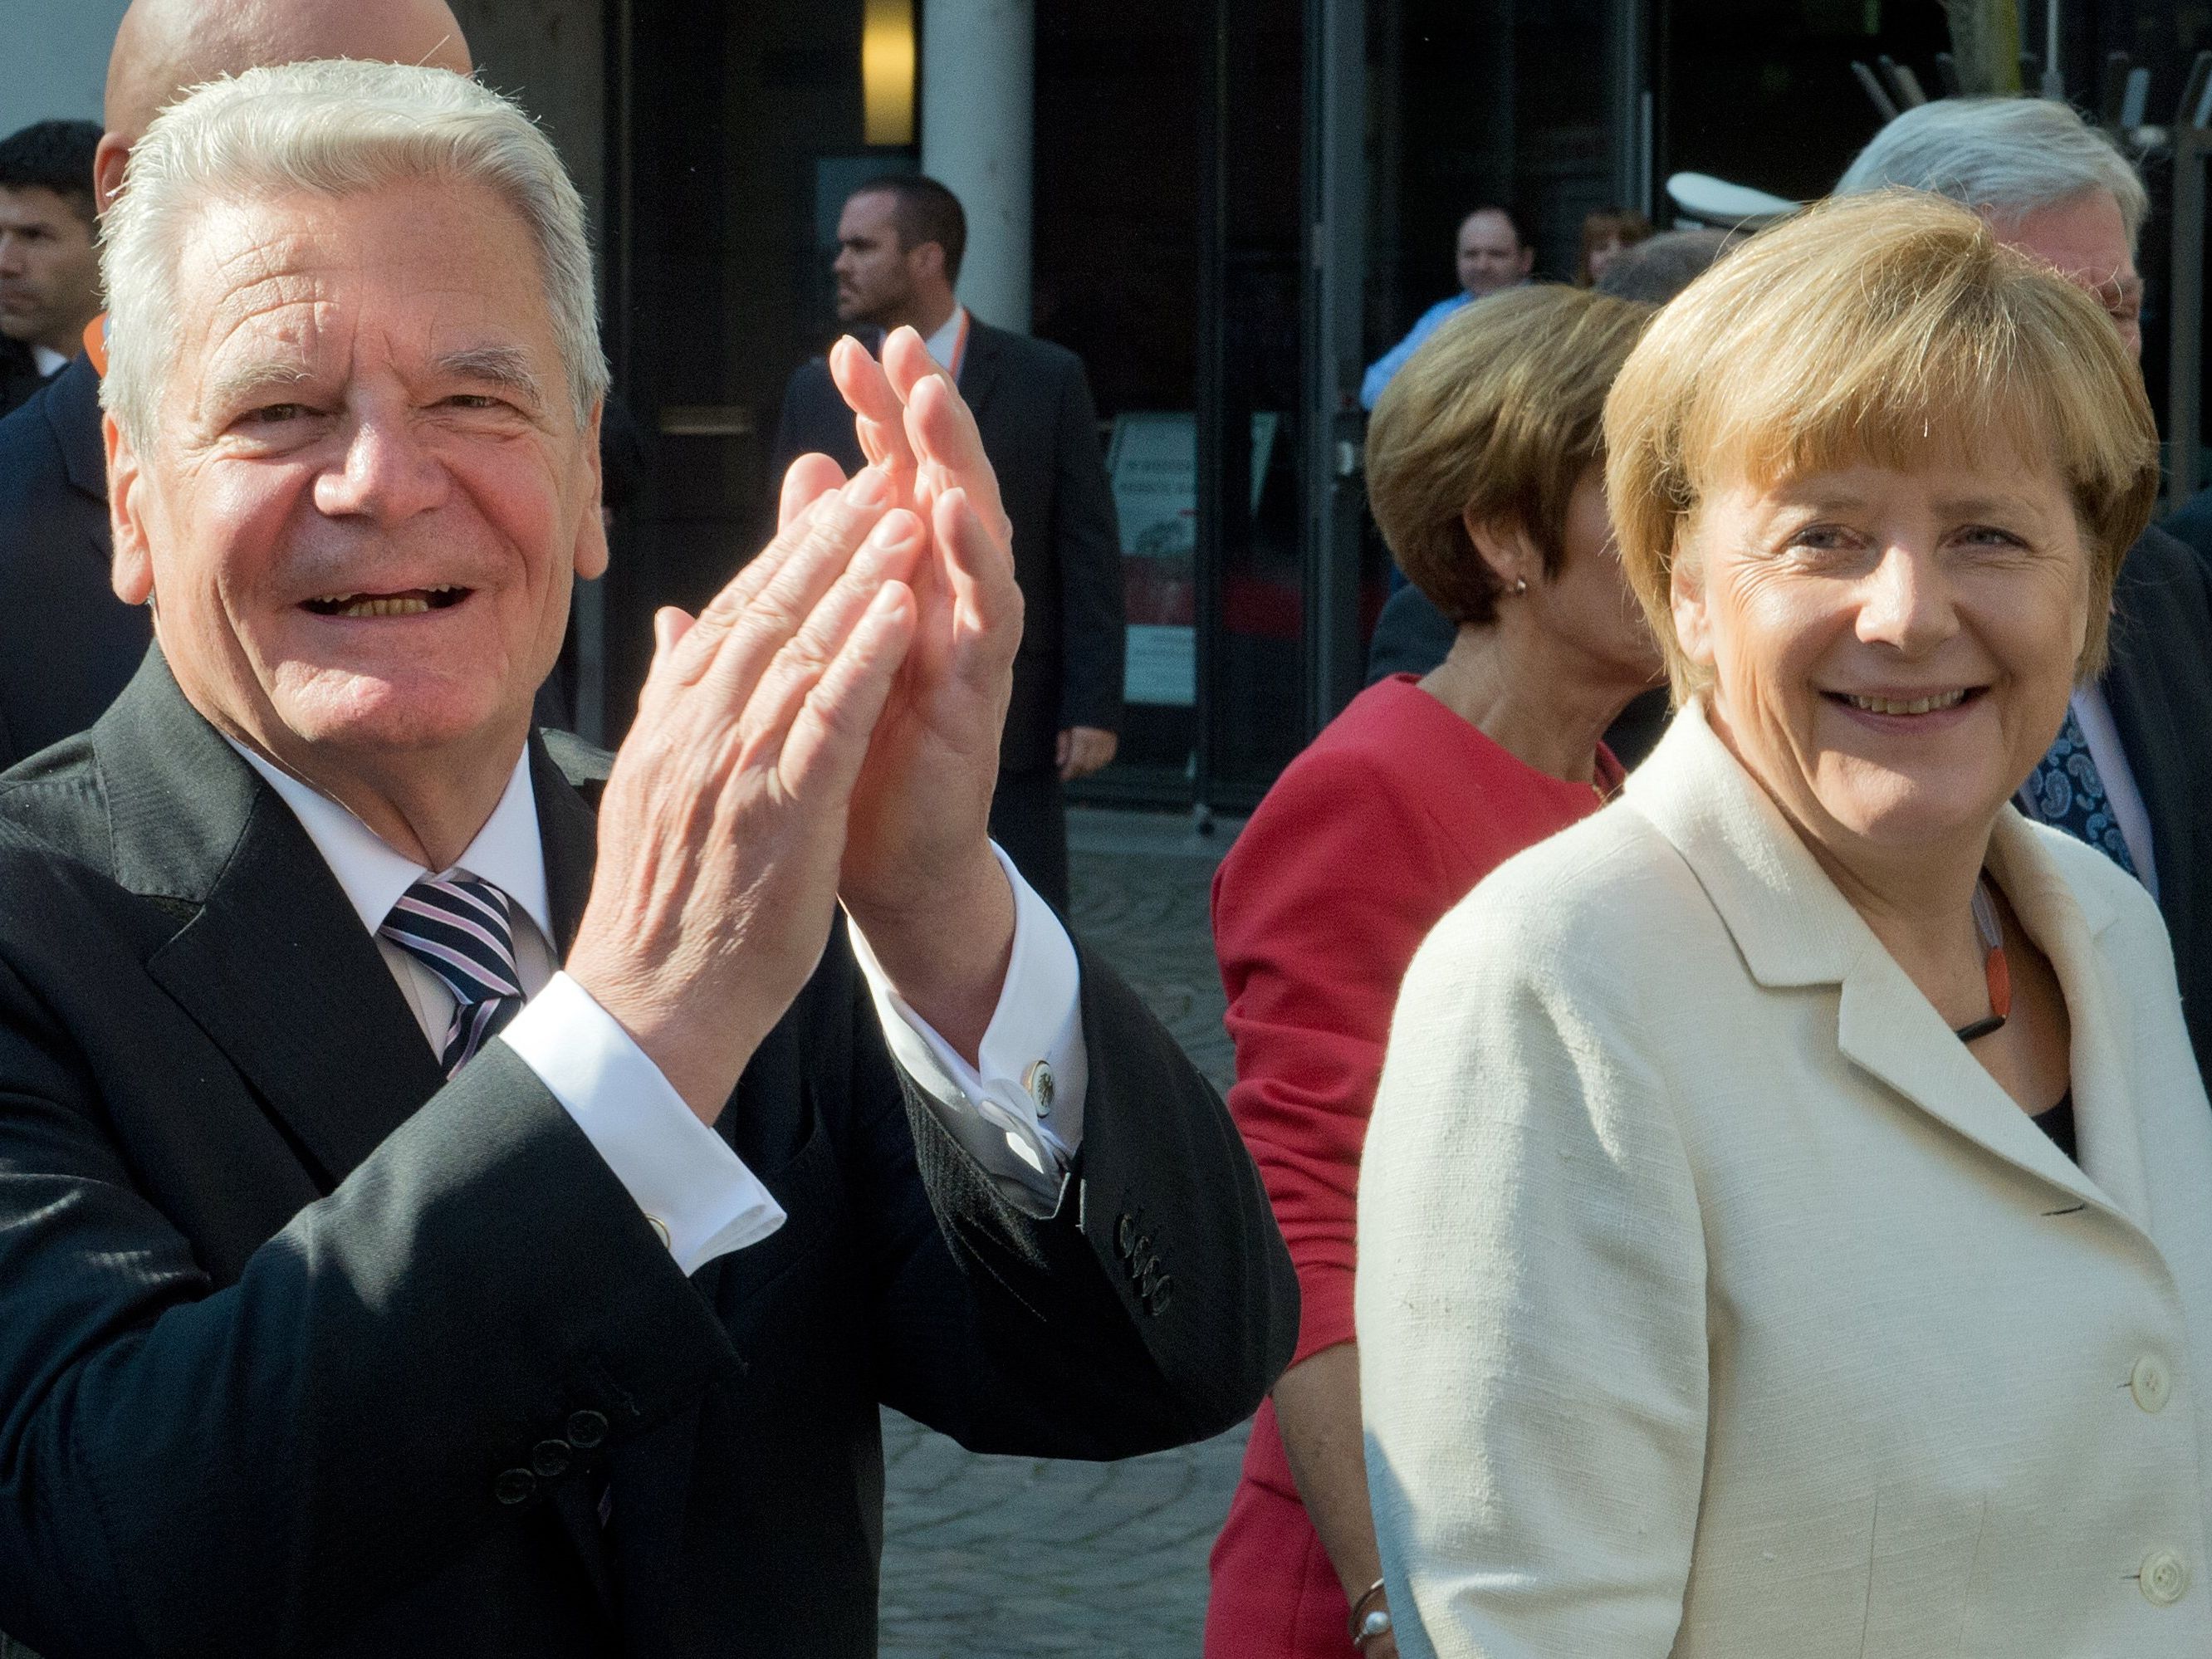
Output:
[99, 655, 447, 1187]
[957, 316, 1004, 424]
[530, 735, 597, 957]
[1983, 810, 2149, 1223]
[50, 352, 108, 507]
[1627, 702, 2126, 1224]
[2100, 532, 2199, 942]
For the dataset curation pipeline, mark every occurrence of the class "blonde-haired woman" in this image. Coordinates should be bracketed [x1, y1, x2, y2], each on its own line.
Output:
[1206, 285, 1657, 1659]
[1359, 189, 2212, 1656]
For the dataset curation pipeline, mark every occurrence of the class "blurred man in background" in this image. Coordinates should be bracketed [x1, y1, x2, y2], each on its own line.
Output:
[1360, 204, 1534, 410]
[0, 120, 103, 419]
[774, 174, 1123, 913]
[0, 0, 472, 769]
[1838, 95, 2212, 1084]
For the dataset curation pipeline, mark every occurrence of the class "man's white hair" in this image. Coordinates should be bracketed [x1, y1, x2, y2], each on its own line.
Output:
[101, 57, 608, 444]
[1836, 96, 2148, 249]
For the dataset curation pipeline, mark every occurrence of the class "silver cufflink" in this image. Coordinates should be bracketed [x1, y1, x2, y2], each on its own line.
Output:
[1024, 1060, 1055, 1118]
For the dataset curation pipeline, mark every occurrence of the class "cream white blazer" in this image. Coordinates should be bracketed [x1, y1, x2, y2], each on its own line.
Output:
[1358, 700, 2212, 1659]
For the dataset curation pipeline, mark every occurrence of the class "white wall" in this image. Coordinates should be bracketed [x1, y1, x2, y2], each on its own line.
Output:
[0, 0, 131, 139]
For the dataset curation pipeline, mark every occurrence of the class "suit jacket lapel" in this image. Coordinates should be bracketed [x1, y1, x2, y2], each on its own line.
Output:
[957, 316, 1004, 425]
[2100, 532, 2198, 942]
[530, 735, 596, 957]
[51, 352, 107, 507]
[1627, 702, 2131, 1226]
[99, 654, 448, 1186]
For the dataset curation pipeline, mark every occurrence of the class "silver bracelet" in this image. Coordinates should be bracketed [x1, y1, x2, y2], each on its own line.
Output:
[1353, 1605, 1393, 1648]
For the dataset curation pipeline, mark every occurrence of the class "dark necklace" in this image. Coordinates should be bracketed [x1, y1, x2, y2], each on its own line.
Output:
[1952, 877, 2012, 1044]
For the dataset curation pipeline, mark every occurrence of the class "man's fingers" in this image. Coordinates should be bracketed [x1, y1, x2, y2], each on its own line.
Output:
[831, 336, 918, 481]
[777, 580, 918, 806]
[932, 487, 1023, 639]
[903, 370, 1011, 541]
[880, 325, 950, 405]
[740, 507, 926, 756]
[663, 488, 836, 689]
[778, 452, 848, 532]
[655, 608, 697, 653]
[691, 468, 893, 702]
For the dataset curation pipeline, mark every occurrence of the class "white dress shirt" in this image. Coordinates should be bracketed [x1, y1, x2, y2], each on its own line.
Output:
[922, 306, 968, 381]
[30, 344, 68, 379]
[229, 741, 1087, 1274]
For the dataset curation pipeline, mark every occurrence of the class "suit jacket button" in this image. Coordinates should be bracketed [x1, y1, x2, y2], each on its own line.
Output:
[1147, 1275, 1174, 1316]
[1130, 1250, 1159, 1284]
[566, 1410, 609, 1449]
[531, 1440, 573, 1480]
[1115, 1213, 1137, 1258]
[494, 1468, 536, 1506]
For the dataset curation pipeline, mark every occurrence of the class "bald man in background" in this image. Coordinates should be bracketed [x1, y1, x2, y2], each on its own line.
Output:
[0, 0, 472, 768]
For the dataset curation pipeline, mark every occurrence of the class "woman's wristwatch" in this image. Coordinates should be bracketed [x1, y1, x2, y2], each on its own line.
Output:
[1348, 1578, 1392, 1650]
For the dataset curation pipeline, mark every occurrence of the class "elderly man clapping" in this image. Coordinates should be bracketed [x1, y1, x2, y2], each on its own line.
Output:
[0, 61, 1294, 1659]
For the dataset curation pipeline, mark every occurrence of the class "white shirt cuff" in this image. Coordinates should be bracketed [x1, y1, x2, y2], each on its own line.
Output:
[846, 844, 1089, 1211]
[501, 973, 787, 1274]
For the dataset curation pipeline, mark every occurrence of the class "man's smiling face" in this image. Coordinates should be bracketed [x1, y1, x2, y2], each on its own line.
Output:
[108, 176, 604, 777]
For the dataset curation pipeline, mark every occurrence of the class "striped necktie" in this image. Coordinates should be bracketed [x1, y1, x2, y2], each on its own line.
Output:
[379, 875, 526, 1076]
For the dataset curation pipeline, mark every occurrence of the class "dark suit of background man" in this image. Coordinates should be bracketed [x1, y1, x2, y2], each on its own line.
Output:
[775, 174, 1125, 913]
[0, 120, 103, 422]
[0, 0, 483, 771]
[0, 58, 1294, 1659]
[1835, 96, 2212, 1086]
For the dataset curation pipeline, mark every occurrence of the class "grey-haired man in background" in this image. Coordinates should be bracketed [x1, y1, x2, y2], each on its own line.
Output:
[1839, 95, 2212, 1084]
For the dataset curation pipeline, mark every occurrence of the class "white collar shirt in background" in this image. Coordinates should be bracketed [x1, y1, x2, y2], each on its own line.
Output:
[30, 345, 68, 379]
[229, 739, 1084, 1273]
[922, 305, 968, 382]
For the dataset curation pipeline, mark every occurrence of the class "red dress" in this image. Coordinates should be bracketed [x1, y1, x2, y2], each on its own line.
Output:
[1203, 675, 1622, 1657]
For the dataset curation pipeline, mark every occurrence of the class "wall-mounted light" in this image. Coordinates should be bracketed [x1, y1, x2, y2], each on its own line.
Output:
[863, 0, 916, 147]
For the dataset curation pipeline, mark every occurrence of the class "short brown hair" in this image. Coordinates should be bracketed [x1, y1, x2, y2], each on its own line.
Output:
[1603, 188, 2159, 699]
[1368, 285, 1653, 626]
[854, 174, 967, 283]
[1576, 208, 1652, 286]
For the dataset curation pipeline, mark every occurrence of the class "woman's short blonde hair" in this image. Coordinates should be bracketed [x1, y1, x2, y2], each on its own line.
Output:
[1368, 285, 1652, 626]
[1603, 188, 2158, 699]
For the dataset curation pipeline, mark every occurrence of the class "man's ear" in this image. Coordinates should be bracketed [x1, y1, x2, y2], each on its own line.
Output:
[573, 399, 609, 583]
[1460, 506, 1539, 595]
[1670, 542, 1714, 671]
[93, 134, 130, 218]
[910, 239, 947, 288]
[1514, 244, 1535, 278]
[106, 412, 155, 607]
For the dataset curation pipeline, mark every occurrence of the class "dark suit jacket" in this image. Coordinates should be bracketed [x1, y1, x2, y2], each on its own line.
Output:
[772, 320, 1125, 772]
[0, 655, 1297, 1658]
[0, 340, 51, 421]
[0, 353, 150, 769]
[2100, 524, 2212, 1080]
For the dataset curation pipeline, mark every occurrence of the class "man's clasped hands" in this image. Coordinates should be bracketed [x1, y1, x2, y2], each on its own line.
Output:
[565, 329, 1025, 1125]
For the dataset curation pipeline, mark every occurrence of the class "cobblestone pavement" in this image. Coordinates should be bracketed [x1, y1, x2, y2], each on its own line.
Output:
[878, 807, 1251, 1659]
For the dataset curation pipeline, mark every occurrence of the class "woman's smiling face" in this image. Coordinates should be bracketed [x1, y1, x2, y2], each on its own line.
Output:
[1671, 450, 2092, 866]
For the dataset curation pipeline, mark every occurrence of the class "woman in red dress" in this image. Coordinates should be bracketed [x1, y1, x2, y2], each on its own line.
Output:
[1204, 285, 1662, 1657]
